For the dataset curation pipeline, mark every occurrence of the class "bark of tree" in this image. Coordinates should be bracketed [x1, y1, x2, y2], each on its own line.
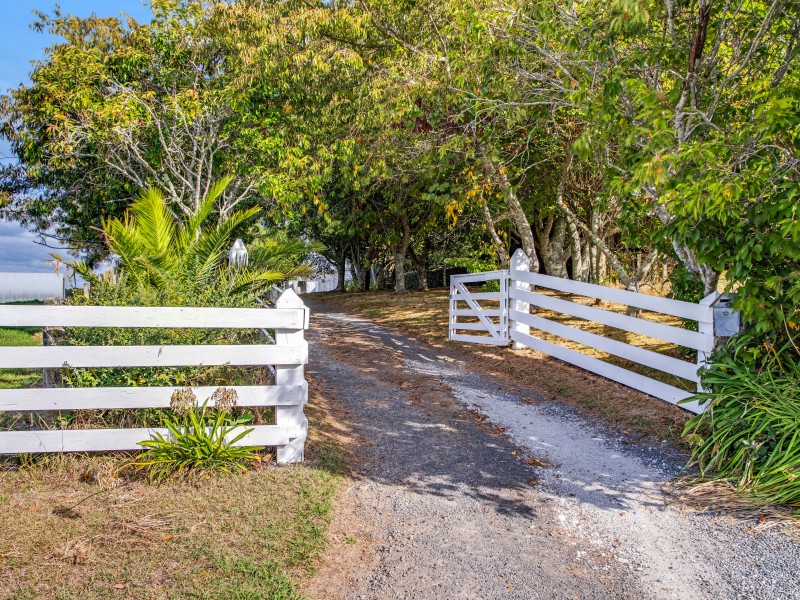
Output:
[393, 214, 412, 293]
[557, 197, 659, 314]
[537, 150, 575, 278]
[650, 194, 720, 296]
[350, 241, 373, 292]
[408, 239, 431, 291]
[566, 215, 590, 282]
[482, 157, 539, 272]
[481, 199, 509, 268]
[536, 216, 570, 278]
[377, 270, 386, 290]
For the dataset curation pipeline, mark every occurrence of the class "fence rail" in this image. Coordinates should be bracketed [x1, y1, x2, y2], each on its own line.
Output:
[449, 250, 718, 413]
[0, 290, 309, 461]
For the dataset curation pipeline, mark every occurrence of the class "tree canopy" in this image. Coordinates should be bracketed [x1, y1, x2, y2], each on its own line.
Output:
[2, 0, 798, 334]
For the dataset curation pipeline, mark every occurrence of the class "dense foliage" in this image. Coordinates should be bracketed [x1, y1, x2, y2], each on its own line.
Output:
[1, 1, 798, 500]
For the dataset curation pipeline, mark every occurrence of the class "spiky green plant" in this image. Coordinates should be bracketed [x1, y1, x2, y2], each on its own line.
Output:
[129, 401, 261, 483]
[683, 335, 800, 508]
[63, 177, 320, 301]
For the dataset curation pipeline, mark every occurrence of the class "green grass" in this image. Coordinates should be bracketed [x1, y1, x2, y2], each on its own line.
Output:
[0, 324, 42, 389]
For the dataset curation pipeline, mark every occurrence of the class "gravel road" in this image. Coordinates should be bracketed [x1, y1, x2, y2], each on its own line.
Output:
[303, 300, 800, 600]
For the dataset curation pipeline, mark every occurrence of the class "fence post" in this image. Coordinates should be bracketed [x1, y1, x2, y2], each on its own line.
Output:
[696, 292, 719, 393]
[274, 288, 309, 464]
[448, 276, 458, 341]
[510, 249, 530, 350]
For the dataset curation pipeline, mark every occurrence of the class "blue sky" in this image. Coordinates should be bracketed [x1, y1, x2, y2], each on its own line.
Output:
[0, 1, 152, 272]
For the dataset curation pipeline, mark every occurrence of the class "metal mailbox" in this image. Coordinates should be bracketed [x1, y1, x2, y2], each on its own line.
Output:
[711, 293, 741, 337]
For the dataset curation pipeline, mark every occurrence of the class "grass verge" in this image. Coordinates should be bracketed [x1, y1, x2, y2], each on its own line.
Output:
[0, 324, 42, 390]
[0, 393, 348, 599]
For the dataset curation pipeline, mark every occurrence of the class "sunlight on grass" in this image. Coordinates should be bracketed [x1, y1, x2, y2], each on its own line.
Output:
[0, 325, 42, 389]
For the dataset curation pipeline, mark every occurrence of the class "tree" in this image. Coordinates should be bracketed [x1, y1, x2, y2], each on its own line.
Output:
[0, 1, 317, 262]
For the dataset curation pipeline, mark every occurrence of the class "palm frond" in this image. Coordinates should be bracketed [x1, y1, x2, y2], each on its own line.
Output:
[182, 175, 235, 244]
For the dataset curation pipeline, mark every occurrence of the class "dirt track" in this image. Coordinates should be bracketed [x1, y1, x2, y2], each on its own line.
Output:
[302, 299, 800, 600]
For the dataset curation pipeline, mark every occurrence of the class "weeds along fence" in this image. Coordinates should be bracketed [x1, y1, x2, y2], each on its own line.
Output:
[449, 250, 719, 414]
[0, 289, 309, 463]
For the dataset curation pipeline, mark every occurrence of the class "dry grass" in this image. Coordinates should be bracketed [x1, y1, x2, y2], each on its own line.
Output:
[664, 480, 800, 533]
[0, 391, 349, 600]
[315, 289, 693, 446]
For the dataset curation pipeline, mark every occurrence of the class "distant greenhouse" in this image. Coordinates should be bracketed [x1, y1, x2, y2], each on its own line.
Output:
[0, 272, 65, 303]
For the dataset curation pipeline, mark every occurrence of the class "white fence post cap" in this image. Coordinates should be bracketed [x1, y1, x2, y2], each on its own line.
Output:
[276, 287, 303, 307]
[276, 287, 309, 328]
[699, 291, 721, 306]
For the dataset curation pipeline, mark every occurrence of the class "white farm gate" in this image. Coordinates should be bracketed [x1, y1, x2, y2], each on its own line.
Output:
[448, 270, 509, 345]
[450, 250, 721, 414]
[0, 289, 309, 462]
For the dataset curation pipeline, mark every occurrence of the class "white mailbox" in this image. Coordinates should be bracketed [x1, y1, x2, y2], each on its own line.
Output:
[711, 293, 741, 337]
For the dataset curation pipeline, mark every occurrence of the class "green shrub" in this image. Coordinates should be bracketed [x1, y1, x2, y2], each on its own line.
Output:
[128, 394, 261, 483]
[47, 275, 274, 429]
[683, 333, 800, 507]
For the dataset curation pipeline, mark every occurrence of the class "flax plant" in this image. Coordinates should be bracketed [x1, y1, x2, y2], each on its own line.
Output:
[129, 394, 260, 483]
[683, 335, 800, 508]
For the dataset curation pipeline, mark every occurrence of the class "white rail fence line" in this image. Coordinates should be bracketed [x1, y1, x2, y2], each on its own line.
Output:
[0, 289, 309, 462]
[449, 250, 717, 413]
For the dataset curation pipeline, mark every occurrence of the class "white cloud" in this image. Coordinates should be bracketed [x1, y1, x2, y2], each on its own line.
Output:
[0, 220, 78, 273]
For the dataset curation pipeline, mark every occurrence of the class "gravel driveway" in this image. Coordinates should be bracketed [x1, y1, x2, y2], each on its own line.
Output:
[303, 299, 800, 600]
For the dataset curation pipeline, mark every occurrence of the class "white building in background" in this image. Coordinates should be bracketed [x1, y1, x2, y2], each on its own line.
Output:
[0, 272, 65, 303]
[287, 272, 343, 294]
[284, 254, 352, 294]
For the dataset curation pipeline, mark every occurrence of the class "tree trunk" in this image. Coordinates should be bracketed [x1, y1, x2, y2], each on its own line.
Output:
[589, 210, 601, 285]
[335, 254, 347, 292]
[651, 201, 720, 295]
[557, 196, 661, 314]
[482, 157, 539, 272]
[377, 263, 387, 290]
[481, 199, 509, 268]
[393, 246, 407, 293]
[408, 240, 431, 291]
[417, 262, 428, 291]
[567, 214, 590, 282]
[394, 215, 412, 293]
[349, 257, 359, 287]
[537, 216, 569, 278]
[538, 151, 574, 278]
[363, 264, 372, 291]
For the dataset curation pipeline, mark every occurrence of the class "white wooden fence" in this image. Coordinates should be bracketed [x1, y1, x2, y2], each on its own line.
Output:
[0, 289, 309, 462]
[450, 250, 717, 413]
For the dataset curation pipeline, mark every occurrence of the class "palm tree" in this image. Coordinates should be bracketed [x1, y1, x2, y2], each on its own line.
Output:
[65, 178, 318, 303]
